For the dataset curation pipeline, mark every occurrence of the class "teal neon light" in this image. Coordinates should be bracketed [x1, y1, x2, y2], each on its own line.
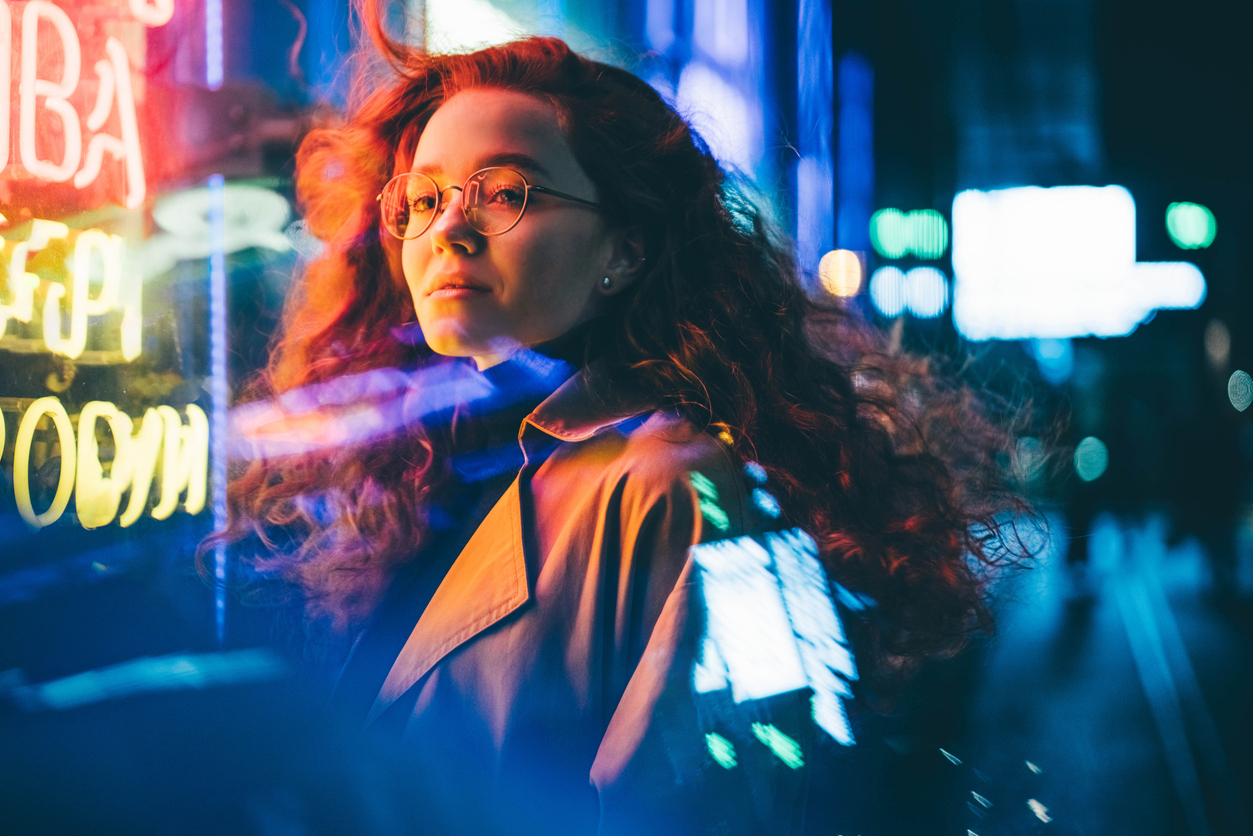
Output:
[705, 733, 738, 769]
[1166, 202, 1216, 249]
[751, 722, 804, 769]
[869, 208, 949, 259]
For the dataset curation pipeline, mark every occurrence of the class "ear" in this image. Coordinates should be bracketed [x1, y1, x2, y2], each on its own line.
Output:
[599, 227, 648, 296]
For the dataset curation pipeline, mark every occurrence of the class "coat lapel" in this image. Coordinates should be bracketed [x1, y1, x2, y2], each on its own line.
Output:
[366, 475, 529, 725]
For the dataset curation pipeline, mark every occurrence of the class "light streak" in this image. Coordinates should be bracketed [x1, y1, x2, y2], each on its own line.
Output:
[206, 0, 223, 90]
[209, 174, 228, 645]
[705, 733, 738, 769]
[751, 722, 803, 769]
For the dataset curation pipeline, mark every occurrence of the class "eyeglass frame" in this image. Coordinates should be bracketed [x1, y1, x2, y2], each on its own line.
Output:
[376, 166, 604, 241]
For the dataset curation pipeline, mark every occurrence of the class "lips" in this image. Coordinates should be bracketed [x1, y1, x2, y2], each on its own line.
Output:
[427, 274, 491, 297]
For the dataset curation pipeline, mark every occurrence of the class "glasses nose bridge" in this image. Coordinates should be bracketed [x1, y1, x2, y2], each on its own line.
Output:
[428, 183, 469, 234]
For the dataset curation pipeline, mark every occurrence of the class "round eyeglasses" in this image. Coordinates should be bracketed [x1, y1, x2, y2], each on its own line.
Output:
[377, 167, 602, 240]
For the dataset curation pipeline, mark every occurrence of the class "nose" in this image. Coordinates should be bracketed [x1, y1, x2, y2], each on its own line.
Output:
[429, 186, 481, 255]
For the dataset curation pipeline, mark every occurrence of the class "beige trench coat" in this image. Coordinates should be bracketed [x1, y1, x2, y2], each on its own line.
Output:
[361, 367, 812, 835]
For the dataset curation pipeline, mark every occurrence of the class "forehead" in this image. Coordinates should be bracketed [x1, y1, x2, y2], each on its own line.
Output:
[410, 88, 574, 177]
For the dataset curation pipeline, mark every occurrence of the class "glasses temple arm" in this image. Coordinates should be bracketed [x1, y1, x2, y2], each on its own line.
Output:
[528, 184, 602, 209]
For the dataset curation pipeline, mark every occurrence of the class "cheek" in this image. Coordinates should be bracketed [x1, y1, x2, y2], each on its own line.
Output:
[510, 224, 605, 304]
[400, 240, 428, 296]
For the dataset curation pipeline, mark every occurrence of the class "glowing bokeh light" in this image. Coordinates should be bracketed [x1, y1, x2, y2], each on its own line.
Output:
[705, 733, 737, 769]
[205, 0, 222, 89]
[425, 0, 523, 52]
[869, 208, 949, 259]
[692, 529, 857, 745]
[751, 722, 803, 769]
[691, 0, 748, 67]
[817, 249, 861, 296]
[1229, 370, 1252, 413]
[1029, 338, 1074, 385]
[905, 267, 948, 317]
[869, 266, 906, 317]
[1014, 436, 1045, 485]
[1166, 202, 1216, 249]
[676, 61, 757, 174]
[837, 53, 873, 251]
[1204, 320, 1230, 369]
[869, 266, 950, 318]
[952, 186, 1207, 340]
[1074, 436, 1109, 482]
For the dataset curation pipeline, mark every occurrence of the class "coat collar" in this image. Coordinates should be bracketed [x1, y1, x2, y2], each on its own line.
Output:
[521, 360, 656, 444]
[366, 363, 654, 724]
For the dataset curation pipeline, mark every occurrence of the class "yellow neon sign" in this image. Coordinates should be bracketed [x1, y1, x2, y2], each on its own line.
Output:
[8, 397, 208, 530]
[1, 220, 142, 360]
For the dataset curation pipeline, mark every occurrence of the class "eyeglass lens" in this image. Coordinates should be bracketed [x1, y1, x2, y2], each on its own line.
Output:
[380, 168, 530, 240]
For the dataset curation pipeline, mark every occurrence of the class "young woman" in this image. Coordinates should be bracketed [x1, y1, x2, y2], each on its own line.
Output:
[218, 23, 1028, 836]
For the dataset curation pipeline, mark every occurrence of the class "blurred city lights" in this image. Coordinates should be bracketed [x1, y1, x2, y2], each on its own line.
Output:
[206, 0, 222, 89]
[869, 266, 906, 317]
[1165, 202, 1216, 249]
[837, 53, 873, 251]
[425, 0, 522, 52]
[869, 266, 950, 318]
[905, 267, 948, 317]
[692, 529, 858, 745]
[705, 733, 737, 769]
[1074, 436, 1109, 482]
[1029, 338, 1075, 385]
[9, 649, 286, 712]
[817, 249, 862, 296]
[1014, 436, 1045, 486]
[952, 186, 1208, 340]
[645, 0, 676, 52]
[1204, 320, 1231, 369]
[1229, 370, 1252, 413]
[869, 208, 949, 259]
[751, 722, 804, 769]
[676, 61, 756, 174]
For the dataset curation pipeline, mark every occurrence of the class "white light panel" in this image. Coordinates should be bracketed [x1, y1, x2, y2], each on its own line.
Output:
[952, 186, 1207, 340]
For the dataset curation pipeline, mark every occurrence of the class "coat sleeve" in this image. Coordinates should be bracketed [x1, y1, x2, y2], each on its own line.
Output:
[589, 446, 813, 836]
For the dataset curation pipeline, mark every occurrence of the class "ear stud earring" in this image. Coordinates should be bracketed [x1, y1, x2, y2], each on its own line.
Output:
[601, 276, 613, 290]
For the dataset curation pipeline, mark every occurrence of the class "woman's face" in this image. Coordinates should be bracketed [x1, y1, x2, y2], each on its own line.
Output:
[401, 88, 618, 369]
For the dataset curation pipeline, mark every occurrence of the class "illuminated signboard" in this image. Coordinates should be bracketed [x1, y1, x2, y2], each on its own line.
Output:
[2, 0, 210, 532]
[951, 186, 1207, 340]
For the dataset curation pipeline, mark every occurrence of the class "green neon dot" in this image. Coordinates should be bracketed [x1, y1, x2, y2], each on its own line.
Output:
[751, 722, 804, 769]
[870, 208, 949, 259]
[706, 733, 738, 769]
[1166, 202, 1216, 249]
[870, 208, 909, 259]
[910, 209, 949, 259]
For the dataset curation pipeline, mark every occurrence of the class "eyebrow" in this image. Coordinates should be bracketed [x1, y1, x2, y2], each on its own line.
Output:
[413, 152, 552, 180]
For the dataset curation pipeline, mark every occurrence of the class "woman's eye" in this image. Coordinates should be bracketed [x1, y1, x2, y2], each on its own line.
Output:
[486, 186, 525, 207]
[410, 195, 438, 212]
